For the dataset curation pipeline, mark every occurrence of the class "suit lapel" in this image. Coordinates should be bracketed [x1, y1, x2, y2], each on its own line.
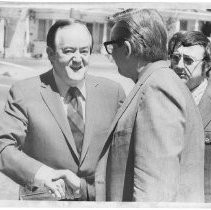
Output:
[40, 70, 79, 161]
[80, 75, 99, 164]
[198, 81, 211, 128]
[99, 61, 170, 159]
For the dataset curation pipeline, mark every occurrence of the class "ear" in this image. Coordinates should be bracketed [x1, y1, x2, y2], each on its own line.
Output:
[46, 46, 55, 62]
[124, 40, 132, 58]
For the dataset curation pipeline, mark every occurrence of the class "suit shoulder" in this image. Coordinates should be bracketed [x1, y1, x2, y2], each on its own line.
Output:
[144, 66, 194, 107]
[11, 74, 41, 92]
[148, 66, 188, 93]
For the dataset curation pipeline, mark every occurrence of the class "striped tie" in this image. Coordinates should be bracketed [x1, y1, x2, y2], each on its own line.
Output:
[67, 86, 84, 156]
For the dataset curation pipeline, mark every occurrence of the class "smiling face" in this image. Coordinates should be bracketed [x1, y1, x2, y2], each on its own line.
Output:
[48, 23, 92, 86]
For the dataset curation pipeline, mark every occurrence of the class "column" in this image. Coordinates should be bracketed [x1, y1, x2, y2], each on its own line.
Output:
[175, 19, 180, 32]
[194, 19, 199, 31]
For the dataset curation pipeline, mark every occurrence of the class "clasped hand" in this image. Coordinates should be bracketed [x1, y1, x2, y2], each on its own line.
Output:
[42, 169, 81, 200]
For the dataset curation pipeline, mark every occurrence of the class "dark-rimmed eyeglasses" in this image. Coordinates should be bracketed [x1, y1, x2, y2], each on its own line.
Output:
[170, 53, 204, 66]
[103, 38, 126, 54]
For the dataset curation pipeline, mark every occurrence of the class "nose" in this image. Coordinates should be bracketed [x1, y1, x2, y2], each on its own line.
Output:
[174, 66, 184, 75]
[72, 52, 82, 63]
[177, 56, 185, 69]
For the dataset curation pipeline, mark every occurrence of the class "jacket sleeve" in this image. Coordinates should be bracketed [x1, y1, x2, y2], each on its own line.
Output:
[0, 84, 43, 186]
[133, 76, 186, 201]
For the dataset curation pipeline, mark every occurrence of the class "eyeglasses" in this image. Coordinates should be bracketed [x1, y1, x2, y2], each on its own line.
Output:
[103, 38, 126, 54]
[170, 53, 204, 66]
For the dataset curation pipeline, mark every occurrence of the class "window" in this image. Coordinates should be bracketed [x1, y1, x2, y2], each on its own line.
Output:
[86, 23, 93, 36]
[99, 23, 104, 44]
[38, 19, 46, 41]
[180, 20, 188, 31]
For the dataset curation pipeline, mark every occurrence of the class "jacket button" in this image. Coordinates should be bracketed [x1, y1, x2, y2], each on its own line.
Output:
[205, 137, 211, 145]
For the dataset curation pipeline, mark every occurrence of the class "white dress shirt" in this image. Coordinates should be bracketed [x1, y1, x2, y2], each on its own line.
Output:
[192, 78, 208, 105]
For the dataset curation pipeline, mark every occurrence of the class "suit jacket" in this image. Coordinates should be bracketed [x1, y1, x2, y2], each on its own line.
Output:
[198, 80, 211, 202]
[0, 70, 125, 200]
[99, 61, 204, 202]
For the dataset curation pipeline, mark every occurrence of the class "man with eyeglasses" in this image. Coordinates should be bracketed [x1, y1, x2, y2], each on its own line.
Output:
[100, 9, 204, 202]
[169, 31, 211, 98]
[169, 31, 211, 202]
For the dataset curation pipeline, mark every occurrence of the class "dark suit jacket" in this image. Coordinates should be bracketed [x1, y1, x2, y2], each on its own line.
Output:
[198, 80, 211, 202]
[99, 61, 204, 202]
[0, 70, 125, 200]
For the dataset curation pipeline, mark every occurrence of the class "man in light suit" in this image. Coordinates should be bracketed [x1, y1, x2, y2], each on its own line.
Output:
[101, 9, 204, 202]
[0, 19, 125, 200]
[168, 31, 211, 202]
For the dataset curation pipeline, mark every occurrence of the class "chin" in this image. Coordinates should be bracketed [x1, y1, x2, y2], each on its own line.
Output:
[67, 67, 86, 79]
[68, 74, 85, 82]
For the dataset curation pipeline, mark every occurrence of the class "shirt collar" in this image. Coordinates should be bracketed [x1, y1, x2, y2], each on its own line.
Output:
[53, 69, 86, 100]
[192, 78, 208, 105]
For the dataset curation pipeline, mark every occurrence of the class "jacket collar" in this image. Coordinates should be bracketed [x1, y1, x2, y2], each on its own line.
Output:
[100, 60, 170, 159]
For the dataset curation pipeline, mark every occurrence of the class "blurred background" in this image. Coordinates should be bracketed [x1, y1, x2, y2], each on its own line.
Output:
[0, 1, 211, 199]
[1, 2, 211, 59]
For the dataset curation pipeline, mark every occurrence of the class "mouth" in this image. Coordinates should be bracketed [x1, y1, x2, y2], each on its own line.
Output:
[174, 68, 189, 80]
[69, 65, 82, 72]
[178, 73, 188, 80]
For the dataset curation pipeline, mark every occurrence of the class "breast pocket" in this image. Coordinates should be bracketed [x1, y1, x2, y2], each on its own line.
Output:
[112, 127, 133, 147]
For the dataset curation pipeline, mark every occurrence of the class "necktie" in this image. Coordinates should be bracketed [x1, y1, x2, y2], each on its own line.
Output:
[67, 87, 84, 156]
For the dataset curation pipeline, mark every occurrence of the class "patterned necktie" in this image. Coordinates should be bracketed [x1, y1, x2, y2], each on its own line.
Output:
[67, 86, 84, 156]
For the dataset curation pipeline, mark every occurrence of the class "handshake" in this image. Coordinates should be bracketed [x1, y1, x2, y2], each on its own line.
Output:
[34, 166, 82, 200]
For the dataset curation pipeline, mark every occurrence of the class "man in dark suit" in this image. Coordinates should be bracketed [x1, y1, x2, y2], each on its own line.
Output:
[169, 31, 211, 202]
[0, 19, 125, 200]
[100, 9, 205, 202]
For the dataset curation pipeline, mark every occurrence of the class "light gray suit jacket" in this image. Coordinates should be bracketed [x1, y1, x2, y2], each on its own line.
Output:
[198, 80, 211, 202]
[98, 61, 204, 202]
[0, 70, 125, 200]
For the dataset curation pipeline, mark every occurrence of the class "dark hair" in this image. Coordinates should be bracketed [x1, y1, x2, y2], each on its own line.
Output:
[168, 31, 186, 57]
[169, 31, 211, 77]
[111, 9, 168, 62]
[46, 19, 93, 53]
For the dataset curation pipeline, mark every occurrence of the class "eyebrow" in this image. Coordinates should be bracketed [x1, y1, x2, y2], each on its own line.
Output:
[62, 46, 90, 50]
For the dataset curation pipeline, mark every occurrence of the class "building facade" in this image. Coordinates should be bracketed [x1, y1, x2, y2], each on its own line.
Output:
[1, 3, 211, 58]
[0, 6, 113, 58]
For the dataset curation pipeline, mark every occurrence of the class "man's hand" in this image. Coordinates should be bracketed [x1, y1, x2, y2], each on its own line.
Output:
[45, 178, 66, 200]
[52, 169, 81, 198]
[34, 165, 66, 200]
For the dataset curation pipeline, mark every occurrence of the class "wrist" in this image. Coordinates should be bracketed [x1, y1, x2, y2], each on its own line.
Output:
[73, 178, 82, 198]
[34, 165, 54, 187]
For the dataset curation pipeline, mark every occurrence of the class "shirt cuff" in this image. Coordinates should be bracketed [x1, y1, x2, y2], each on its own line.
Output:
[33, 164, 54, 187]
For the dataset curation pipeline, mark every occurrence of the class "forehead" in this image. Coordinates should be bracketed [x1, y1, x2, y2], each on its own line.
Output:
[55, 24, 91, 48]
[176, 45, 205, 58]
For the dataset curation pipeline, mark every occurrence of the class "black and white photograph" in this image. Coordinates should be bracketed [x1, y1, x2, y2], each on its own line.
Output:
[0, 0, 210, 208]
